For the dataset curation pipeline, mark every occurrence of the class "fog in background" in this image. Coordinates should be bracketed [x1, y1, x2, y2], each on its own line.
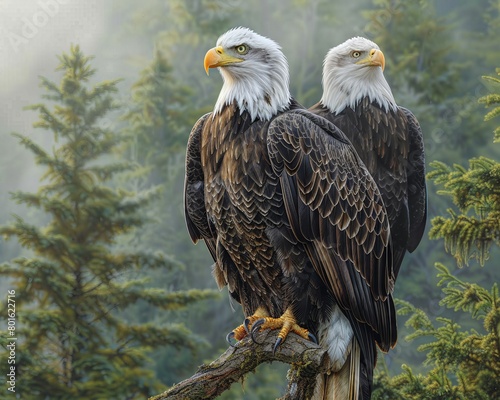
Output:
[0, 1, 498, 391]
[1, 0, 494, 199]
[0, 0, 372, 233]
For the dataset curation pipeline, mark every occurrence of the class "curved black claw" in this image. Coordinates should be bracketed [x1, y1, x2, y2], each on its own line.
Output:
[272, 337, 283, 354]
[243, 317, 252, 334]
[250, 318, 265, 344]
[308, 332, 318, 344]
[226, 331, 237, 347]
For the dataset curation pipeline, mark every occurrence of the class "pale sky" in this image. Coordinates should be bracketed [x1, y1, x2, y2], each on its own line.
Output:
[0, 0, 110, 197]
[0, 1, 106, 91]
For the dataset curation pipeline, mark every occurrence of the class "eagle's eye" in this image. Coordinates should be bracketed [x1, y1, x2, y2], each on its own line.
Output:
[351, 51, 361, 58]
[235, 44, 249, 55]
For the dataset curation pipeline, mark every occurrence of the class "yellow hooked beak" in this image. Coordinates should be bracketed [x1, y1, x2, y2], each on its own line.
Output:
[356, 48, 385, 71]
[204, 46, 243, 75]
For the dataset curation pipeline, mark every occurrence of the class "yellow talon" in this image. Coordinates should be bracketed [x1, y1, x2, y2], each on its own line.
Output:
[226, 307, 270, 343]
[232, 324, 248, 341]
[250, 308, 317, 351]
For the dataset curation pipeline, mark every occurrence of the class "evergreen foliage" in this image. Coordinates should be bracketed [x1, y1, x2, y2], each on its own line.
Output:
[479, 68, 500, 142]
[121, 50, 198, 252]
[123, 50, 194, 187]
[428, 70, 500, 267]
[373, 267, 500, 400]
[121, 49, 221, 387]
[0, 46, 214, 399]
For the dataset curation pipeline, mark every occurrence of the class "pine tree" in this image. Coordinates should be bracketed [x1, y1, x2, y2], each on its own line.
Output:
[123, 50, 195, 189]
[122, 50, 200, 255]
[121, 50, 222, 386]
[0, 45, 214, 399]
[428, 68, 500, 267]
[372, 68, 500, 400]
[482, 68, 500, 143]
[364, 0, 461, 106]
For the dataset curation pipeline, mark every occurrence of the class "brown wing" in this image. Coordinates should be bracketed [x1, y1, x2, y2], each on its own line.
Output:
[311, 99, 413, 278]
[184, 113, 223, 285]
[267, 109, 397, 350]
[399, 106, 427, 252]
[184, 113, 214, 247]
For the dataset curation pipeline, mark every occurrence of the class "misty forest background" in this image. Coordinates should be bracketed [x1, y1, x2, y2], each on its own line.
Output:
[0, 0, 499, 399]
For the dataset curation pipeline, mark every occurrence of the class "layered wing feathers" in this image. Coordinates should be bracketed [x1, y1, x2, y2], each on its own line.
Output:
[184, 113, 216, 255]
[400, 106, 427, 252]
[268, 110, 396, 349]
[310, 99, 426, 278]
[268, 110, 393, 296]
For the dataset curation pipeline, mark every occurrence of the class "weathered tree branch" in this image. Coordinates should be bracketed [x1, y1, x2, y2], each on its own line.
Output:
[150, 329, 330, 400]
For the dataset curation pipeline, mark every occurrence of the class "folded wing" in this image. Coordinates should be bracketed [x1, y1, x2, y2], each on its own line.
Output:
[267, 109, 397, 350]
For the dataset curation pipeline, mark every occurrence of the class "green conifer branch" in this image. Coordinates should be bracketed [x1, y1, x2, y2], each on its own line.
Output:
[0, 45, 214, 398]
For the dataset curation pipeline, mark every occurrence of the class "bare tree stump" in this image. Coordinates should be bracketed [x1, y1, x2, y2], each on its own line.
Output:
[150, 329, 330, 400]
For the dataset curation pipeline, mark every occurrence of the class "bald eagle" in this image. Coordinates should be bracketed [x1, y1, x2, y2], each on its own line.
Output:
[184, 28, 396, 400]
[310, 37, 427, 279]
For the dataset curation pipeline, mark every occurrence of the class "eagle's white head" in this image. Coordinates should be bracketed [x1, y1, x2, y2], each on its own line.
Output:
[320, 36, 397, 115]
[205, 27, 291, 122]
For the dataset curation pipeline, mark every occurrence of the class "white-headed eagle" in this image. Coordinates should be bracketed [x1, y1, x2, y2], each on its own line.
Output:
[310, 37, 427, 279]
[184, 28, 397, 400]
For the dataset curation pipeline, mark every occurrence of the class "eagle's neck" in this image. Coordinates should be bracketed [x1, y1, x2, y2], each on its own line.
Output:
[214, 66, 291, 122]
[320, 66, 397, 115]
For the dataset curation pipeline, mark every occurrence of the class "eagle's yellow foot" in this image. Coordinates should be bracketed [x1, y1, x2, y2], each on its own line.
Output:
[226, 307, 269, 346]
[250, 308, 318, 353]
[226, 324, 247, 345]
